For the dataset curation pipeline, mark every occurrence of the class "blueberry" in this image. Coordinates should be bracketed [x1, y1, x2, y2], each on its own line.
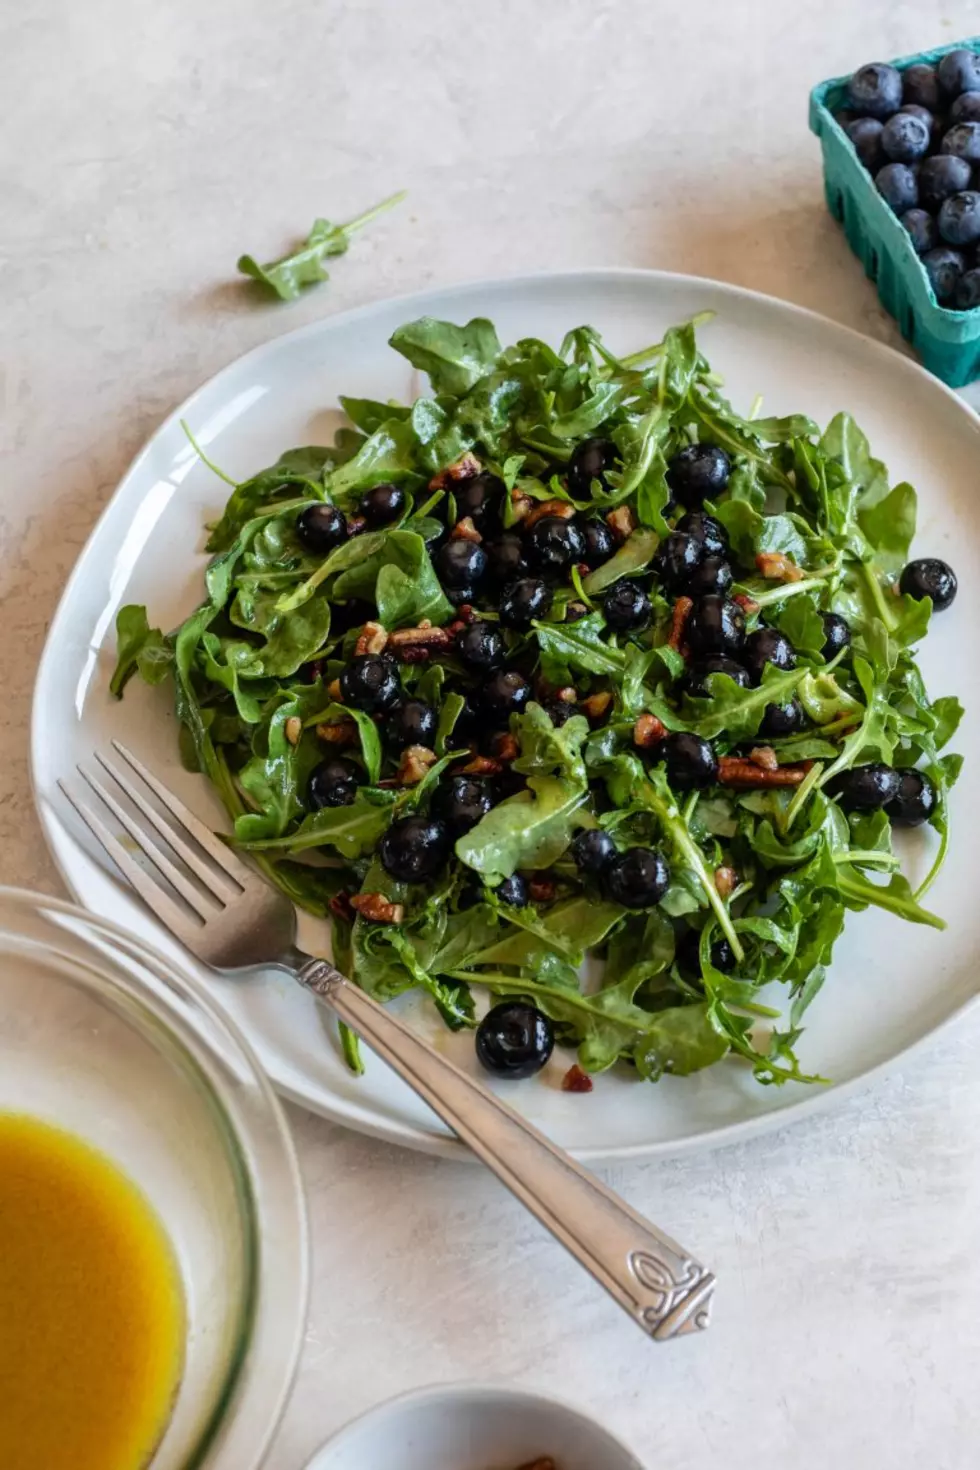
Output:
[495, 873, 529, 906]
[499, 577, 552, 628]
[938, 191, 980, 245]
[848, 62, 903, 119]
[476, 1001, 554, 1079]
[454, 472, 504, 533]
[826, 763, 901, 812]
[667, 444, 731, 505]
[604, 847, 671, 910]
[602, 580, 652, 632]
[941, 121, 980, 162]
[676, 928, 736, 978]
[378, 815, 450, 882]
[307, 757, 359, 809]
[340, 654, 401, 714]
[685, 656, 751, 699]
[918, 154, 973, 211]
[922, 245, 967, 302]
[295, 503, 349, 554]
[938, 48, 980, 99]
[898, 103, 941, 144]
[845, 117, 885, 171]
[570, 828, 617, 875]
[686, 595, 746, 657]
[541, 698, 577, 727]
[445, 585, 477, 608]
[742, 627, 796, 684]
[881, 111, 930, 162]
[652, 531, 704, 592]
[525, 516, 586, 575]
[902, 63, 940, 111]
[583, 520, 616, 567]
[436, 538, 487, 590]
[360, 483, 405, 527]
[875, 162, 919, 214]
[484, 534, 528, 584]
[568, 437, 617, 495]
[675, 511, 729, 558]
[954, 267, 980, 308]
[759, 698, 806, 738]
[821, 613, 851, 660]
[481, 669, 532, 724]
[886, 770, 937, 827]
[903, 208, 939, 255]
[663, 732, 718, 790]
[455, 621, 506, 671]
[950, 91, 980, 124]
[899, 558, 957, 610]
[386, 699, 437, 750]
[430, 776, 493, 837]
[686, 555, 733, 598]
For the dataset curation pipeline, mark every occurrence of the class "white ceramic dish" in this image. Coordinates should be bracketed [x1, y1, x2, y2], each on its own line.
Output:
[302, 1383, 644, 1470]
[31, 268, 980, 1162]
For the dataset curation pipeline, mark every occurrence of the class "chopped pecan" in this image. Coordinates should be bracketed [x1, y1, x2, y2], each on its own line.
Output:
[329, 891, 356, 925]
[387, 624, 453, 657]
[394, 745, 438, 785]
[714, 865, 738, 898]
[748, 745, 779, 772]
[756, 551, 805, 583]
[316, 718, 358, 747]
[524, 498, 577, 529]
[456, 753, 504, 776]
[327, 677, 343, 701]
[529, 877, 557, 904]
[398, 646, 431, 664]
[581, 690, 613, 721]
[667, 595, 694, 651]
[492, 731, 520, 763]
[284, 716, 303, 747]
[354, 620, 388, 657]
[509, 488, 534, 523]
[345, 515, 367, 537]
[561, 1065, 594, 1095]
[733, 592, 761, 615]
[606, 505, 636, 542]
[349, 892, 405, 925]
[633, 713, 666, 750]
[565, 601, 588, 622]
[555, 686, 578, 704]
[718, 756, 808, 788]
[450, 516, 482, 544]
[428, 451, 482, 491]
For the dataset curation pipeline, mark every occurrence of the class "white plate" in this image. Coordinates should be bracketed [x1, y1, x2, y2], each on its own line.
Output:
[31, 269, 980, 1162]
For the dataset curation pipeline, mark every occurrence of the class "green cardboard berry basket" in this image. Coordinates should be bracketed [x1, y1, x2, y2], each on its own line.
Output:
[809, 38, 980, 387]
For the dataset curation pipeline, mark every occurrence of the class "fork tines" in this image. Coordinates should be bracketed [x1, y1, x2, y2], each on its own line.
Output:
[59, 740, 250, 940]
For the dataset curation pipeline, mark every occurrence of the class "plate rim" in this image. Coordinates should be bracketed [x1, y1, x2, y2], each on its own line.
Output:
[31, 264, 979, 1163]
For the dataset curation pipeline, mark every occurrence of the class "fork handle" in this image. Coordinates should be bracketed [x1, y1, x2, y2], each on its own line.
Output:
[297, 956, 715, 1340]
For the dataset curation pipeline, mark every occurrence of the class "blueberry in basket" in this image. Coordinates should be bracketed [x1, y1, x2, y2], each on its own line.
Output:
[837, 47, 980, 314]
[109, 309, 963, 1093]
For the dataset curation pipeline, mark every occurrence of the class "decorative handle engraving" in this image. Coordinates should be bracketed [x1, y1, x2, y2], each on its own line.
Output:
[299, 957, 715, 1340]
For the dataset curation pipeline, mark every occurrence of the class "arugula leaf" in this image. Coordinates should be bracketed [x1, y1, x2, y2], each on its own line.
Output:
[110, 606, 172, 696]
[237, 192, 405, 301]
[532, 612, 626, 678]
[389, 317, 502, 395]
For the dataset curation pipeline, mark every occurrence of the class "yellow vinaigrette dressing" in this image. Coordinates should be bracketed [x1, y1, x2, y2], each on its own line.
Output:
[0, 1114, 185, 1470]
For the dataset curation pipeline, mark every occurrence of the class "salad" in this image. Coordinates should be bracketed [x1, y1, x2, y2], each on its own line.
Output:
[112, 313, 963, 1089]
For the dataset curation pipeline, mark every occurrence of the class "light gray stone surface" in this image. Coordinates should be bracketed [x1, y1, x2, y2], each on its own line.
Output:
[3, 2, 979, 1465]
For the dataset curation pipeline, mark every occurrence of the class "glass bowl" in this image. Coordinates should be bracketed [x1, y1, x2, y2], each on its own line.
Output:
[0, 886, 308, 1470]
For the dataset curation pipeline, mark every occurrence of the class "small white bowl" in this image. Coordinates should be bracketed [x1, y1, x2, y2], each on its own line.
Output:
[303, 1382, 645, 1470]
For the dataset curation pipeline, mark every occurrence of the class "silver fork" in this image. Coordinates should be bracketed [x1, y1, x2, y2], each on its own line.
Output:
[60, 739, 716, 1341]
